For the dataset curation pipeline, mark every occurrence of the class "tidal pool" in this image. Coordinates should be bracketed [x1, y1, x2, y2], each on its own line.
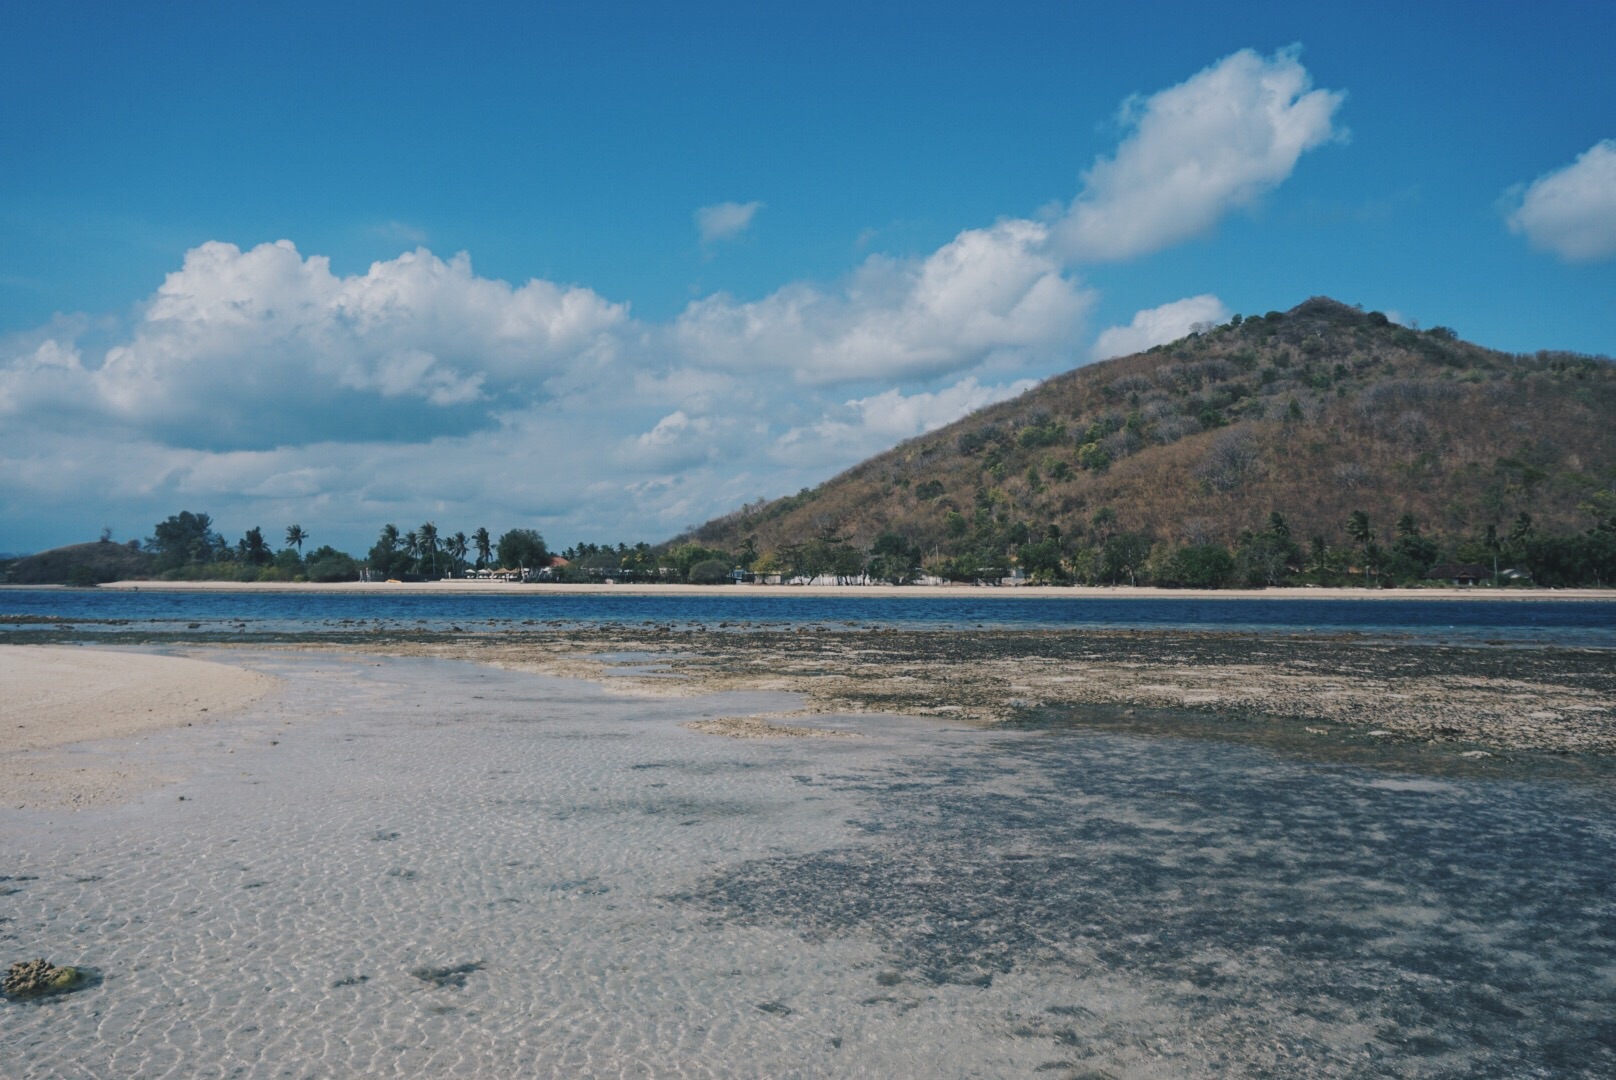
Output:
[2, 650, 1612, 1077]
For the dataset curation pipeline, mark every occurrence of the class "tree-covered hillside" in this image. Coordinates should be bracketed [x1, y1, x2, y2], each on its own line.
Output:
[681, 298, 1616, 586]
[5, 539, 155, 585]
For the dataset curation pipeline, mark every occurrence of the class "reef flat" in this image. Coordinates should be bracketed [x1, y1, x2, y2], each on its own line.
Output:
[349, 625, 1616, 759]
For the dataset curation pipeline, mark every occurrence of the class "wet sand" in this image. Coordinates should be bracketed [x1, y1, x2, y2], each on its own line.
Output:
[6, 615, 1611, 758]
[4, 648, 1613, 1077]
[0, 646, 276, 809]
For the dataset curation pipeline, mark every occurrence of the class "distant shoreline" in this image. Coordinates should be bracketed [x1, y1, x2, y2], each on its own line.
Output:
[11, 579, 1611, 601]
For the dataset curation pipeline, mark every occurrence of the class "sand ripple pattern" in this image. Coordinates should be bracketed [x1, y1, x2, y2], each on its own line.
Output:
[3, 651, 1614, 1077]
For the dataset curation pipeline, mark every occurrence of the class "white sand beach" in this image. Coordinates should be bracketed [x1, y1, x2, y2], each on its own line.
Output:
[80, 579, 1616, 600]
[0, 646, 275, 809]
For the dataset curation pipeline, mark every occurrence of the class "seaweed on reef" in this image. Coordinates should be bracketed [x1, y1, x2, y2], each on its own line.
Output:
[681, 730, 1616, 1074]
[409, 961, 484, 989]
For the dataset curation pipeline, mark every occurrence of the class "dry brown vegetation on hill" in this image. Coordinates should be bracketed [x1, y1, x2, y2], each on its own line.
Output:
[684, 297, 1615, 579]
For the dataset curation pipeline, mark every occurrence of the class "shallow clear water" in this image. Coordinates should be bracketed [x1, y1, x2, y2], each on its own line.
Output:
[4, 588, 1615, 646]
[3, 653, 1614, 1077]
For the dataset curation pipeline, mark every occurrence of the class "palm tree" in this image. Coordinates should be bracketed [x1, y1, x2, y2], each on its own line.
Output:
[1483, 523, 1502, 586]
[1267, 511, 1290, 539]
[402, 530, 420, 573]
[448, 532, 469, 575]
[1309, 534, 1329, 574]
[418, 522, 439, 576]
[1509, 511, 1534, 547]
[1362, 541, 1384, 585]
[473, 527, 492, 569]
[241, 526, 270, 566]
[1346, 511, 1375, 585]
[285, 524, 308, 553]
[1502, 512, 1535, 581]
[371, 523, 402, 579]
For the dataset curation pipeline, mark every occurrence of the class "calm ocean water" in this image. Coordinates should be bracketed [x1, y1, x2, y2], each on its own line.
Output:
[2, 588, 1615, 646]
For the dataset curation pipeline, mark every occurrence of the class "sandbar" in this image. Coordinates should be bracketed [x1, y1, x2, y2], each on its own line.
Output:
[0, 646, 276, 809]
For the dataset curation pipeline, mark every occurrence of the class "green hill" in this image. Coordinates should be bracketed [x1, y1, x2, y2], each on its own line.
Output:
[6, 540, 156, 585]
[681, 297, 1616, 586]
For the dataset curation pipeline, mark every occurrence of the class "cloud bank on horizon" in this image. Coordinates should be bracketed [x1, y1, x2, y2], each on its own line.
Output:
[0, 43, 1605, 553]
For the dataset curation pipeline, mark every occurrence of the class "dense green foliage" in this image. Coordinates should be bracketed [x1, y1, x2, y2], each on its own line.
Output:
[495, 529, 549, 571]
[1160, 544, 1236, 588]
[687, 559, 733, 585]
[149, 511, 228, 571]
[8, 517, 750, 586]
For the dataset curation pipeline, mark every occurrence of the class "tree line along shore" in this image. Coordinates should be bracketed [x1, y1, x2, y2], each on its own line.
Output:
[6, 501, 1615, 590]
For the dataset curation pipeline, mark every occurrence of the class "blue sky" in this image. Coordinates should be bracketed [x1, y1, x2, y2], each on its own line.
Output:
[2, 1, 1613, 555]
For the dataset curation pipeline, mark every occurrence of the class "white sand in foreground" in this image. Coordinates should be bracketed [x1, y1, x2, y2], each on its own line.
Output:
[0, 646, 275, 809]
[77, 580, 1616, 600]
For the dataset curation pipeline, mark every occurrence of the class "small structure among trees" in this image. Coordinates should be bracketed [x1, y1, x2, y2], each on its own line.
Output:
[1425, 562, 1491, 586]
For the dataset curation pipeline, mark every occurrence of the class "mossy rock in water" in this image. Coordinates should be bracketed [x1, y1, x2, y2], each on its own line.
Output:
[3, 958, 86, 999]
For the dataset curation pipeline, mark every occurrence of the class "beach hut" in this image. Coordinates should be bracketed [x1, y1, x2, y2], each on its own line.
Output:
[1425, 562, 1489, 586]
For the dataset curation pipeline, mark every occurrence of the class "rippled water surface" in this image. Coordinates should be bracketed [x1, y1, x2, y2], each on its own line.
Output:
[4, 588, 1615, 645]
[3, 653, 1614, 1077]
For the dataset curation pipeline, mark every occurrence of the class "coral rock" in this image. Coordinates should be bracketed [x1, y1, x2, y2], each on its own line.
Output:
[3, 958, 84, 998]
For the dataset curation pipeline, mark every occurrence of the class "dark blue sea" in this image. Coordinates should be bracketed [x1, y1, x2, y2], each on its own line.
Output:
[3, 588, 1614, 646]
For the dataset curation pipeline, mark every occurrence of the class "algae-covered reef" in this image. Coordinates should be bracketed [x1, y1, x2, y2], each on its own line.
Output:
[356, 625, 1616, 757]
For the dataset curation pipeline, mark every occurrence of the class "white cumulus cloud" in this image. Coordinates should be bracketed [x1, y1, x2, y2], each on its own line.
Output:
[1506, 139, 1616, 262]
[622, 408, 752, 471]
[1056, 46, 1345, 261]
[673, 219, 1093, 385]
[0, 240, 628, 450]
[695, 200, 763, 244]
[1091, 294, 1230, 360]
[772, 376, 1035, 469]
[0, 227, 1094, 551]
[842, 378, 1036, 442]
